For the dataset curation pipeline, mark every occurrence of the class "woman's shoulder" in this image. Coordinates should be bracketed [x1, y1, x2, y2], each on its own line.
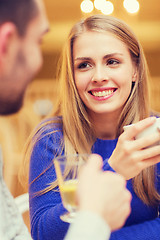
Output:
[156, 162, 160, 173]
[33, 116, 63, 141]
[38, 116, 62, 131]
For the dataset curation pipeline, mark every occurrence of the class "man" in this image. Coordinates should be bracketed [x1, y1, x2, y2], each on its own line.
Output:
[0, 0, 49, 239]
[0, 0, 131, 239]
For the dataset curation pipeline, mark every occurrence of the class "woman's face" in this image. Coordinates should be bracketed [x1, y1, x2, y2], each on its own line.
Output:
[73, 31, 137, 118]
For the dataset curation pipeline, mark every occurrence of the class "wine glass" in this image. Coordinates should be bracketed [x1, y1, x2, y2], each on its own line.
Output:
[54, 154, 89, 223]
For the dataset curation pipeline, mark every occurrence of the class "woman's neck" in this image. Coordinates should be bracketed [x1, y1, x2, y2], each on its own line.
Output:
[89, 112, 119, 140]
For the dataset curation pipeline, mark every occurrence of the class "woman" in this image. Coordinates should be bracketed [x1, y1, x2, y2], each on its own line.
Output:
[28, 15, 160, 239]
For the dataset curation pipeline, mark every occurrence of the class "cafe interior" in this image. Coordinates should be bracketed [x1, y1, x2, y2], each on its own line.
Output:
[0, 0, 160, 233]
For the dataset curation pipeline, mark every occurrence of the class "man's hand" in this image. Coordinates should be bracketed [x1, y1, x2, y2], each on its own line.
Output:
[76, 154, 131, 231]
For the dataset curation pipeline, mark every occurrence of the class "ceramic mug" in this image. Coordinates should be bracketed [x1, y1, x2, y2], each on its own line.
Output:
[123, 118, 160, 146]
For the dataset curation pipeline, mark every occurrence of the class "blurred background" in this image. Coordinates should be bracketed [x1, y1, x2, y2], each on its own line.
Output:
[0, 0, 160, 231]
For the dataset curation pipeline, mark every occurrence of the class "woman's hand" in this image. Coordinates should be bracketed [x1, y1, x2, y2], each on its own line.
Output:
[108, 117, 160, 180]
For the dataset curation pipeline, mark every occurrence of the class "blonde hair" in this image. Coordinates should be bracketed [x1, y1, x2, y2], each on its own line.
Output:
[26, 14, 160, 205]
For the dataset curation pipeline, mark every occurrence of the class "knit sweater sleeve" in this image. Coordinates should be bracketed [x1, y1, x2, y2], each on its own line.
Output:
[109, 163, 160, 240]
[29, 125, 69, 240]
[94, 139, 160, 240]
[109, 218, 160, 240]
[106, 163, 160, 240]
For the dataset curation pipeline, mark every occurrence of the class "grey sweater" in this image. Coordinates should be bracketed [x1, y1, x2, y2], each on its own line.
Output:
[0, 147, 31, 240]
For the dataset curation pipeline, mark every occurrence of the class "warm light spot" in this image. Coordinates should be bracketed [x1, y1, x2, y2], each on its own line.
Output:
[101, 1, 114, 15]
[81, 0, 94, 13]
[123, 0, 140, 14]
[94, 0, 106, 11]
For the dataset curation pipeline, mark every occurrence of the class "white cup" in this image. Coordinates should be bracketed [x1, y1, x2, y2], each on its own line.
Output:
[123, 118, 160, 146]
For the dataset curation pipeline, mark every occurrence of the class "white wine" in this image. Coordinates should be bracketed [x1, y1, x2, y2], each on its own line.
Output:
[54, 154, 89, 222]
[60, 179, 78, 211]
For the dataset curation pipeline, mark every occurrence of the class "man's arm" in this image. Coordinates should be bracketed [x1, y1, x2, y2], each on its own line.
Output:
[65, 154, 131, 240]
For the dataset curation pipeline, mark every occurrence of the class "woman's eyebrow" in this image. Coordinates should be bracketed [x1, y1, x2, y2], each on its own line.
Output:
[103, 53, 124, 59]
[74, 57, 91, 62]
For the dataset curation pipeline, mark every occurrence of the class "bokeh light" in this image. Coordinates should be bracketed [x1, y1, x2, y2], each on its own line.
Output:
[80, 0, 94, 13]
[123, 0, 140, 14]
[101, 1, 114, 15]
[94, 0, 106, 10]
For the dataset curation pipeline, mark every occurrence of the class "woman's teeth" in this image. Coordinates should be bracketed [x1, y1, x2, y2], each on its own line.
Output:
[91, 89, 114, 97]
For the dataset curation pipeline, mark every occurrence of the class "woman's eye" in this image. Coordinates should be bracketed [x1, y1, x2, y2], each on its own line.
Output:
[107, 59, 119, 65]
[77, 62, 90, 69]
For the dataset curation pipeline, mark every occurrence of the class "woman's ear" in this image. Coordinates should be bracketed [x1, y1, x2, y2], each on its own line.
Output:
[0, 22, 17, 59]
[132, 69, 137, 82]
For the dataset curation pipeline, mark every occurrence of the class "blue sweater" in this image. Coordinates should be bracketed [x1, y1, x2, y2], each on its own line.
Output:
[29, 121, 160, 240]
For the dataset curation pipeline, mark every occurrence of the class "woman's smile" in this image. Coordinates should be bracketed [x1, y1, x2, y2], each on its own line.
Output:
[89, 88, 117, 100]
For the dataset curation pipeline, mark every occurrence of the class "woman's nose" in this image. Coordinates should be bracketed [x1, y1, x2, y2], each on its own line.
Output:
[91, 65, 109, 82]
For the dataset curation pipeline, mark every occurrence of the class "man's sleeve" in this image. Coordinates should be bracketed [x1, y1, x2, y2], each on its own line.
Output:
[64, 211, 110, 240]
